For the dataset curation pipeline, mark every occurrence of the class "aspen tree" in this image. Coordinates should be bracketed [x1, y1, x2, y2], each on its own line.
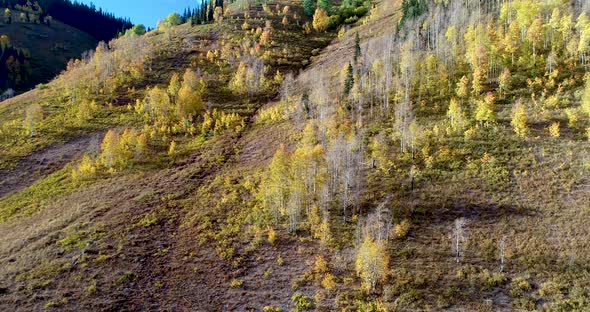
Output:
[475, 92, 497, 125]
[511, 102, 529, 138]
[456, 75, 470, 100]
[498, 68, 511, 98]
[355, 237, 389, 291]
[447, 98, 466, 132]
[167, 73, 181, 102]
[312, 9, 330, 32]
[177, 69, 205, 122]
[264, 144, 291, 224]
[100, 130, 120, 170]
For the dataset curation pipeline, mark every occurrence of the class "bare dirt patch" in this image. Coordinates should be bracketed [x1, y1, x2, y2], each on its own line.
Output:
[0, 133, 103, 198]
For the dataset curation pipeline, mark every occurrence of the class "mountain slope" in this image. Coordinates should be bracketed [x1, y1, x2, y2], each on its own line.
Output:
[1, 0, 590, 311]
[0, 14, 97, 92]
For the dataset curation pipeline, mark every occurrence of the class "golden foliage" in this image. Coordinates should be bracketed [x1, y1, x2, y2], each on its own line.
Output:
[355, 237, 389, 291]
[201, 110, 245, 135]
[312, 9, 330, 32]
[71, 154, 97, 181]
[511, 102, 529, 138]
[548, 122, 560, 138]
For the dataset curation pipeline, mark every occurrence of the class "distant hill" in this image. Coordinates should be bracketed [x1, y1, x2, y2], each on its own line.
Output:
[0, 0, 132, 95]
[0, 15, 97, 93]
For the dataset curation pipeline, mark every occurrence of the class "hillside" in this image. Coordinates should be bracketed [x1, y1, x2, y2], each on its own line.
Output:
[0, 12, 97, 92]
[0, 0, 590, 311]
[0, 0, 131, 94]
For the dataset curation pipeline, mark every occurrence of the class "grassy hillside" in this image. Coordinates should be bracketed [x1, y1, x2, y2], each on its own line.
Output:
[0, 12, 97, 92]
[0, 0, 590, 311]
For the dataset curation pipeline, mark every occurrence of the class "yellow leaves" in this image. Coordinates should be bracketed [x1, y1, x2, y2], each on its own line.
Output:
[144, 86, 172, 123]
[455, 75, 469, 99]
[177, 85, 204, 120]
[445, 25, 457, 45]
[475, 92, 497, 124]
[206, 50, 216, 62]
[167, 73, 181, 99]
[312, 9, 330, 32]
[548, 122, 560, 138]
[100, 129, 119, 169]
[201, 109, 245, 135]
[256, 101, 293, 125]
[71, 154, 97, 181]
[213, 6, 224, 23]
[229, 60, 267, 95]
[168, 141, 176, 156]
[565, 107, 581, 128]
[498, 68, 511, 97]
[369, 134, 394, 174]
[99, 128, 149, 172]
[394, 219, 411, 239]
[241, 21, 250, 30]
[511, 102, 529, 138]
[140, 69, 205, 134]
[355, 237, 389, 291]
[313, 256, 329, 275]
[321, 273, 336, 290]
[229, 62, 248, 94]
[447, 97, 466, 133]
[267, 227, 276, 244]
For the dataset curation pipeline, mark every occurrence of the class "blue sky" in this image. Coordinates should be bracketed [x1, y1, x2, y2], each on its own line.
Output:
[78, 0, 197, 28]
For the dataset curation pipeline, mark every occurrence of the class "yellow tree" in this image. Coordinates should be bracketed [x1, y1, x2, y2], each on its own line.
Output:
[144, 86, 172, 126]
[167, 73, 181, 102]
[475, 92, 497, 125]
[355, 237, 389, 291]
[498, 68, 511, 98]
[456, 75, 470, 100]
[527, 18, 544, 57]
[312, 9, 330, 32]
[100, 130, 120, 170]
[511, 102, 529, 138]
[504, 20, 521, 64]
[213, 6, 224, 23]
[472, 67, 485, 96]
[261, 144, 291, 225]
[177, 69, 205, 122]
[447, 98, 466, 133]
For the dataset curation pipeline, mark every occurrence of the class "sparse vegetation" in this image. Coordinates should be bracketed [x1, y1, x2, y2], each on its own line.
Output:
[1, 0, 590, 310]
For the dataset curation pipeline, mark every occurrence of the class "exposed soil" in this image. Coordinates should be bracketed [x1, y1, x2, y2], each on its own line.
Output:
[0, 133, 103, 198]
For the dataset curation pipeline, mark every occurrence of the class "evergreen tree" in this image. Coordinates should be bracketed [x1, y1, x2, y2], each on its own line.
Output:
[317, 0, 331, 14]
[303, 0, 315, 17]
[344, 62, 354, 96]
[354, 32, 361, 63]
